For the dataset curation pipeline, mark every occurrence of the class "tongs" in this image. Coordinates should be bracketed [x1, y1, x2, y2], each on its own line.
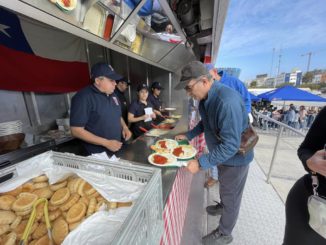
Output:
[150, 123, 159, 129]
[151, 122, 174, 130]
[20, 198, 53, 245]
[139, 126, 149, 133]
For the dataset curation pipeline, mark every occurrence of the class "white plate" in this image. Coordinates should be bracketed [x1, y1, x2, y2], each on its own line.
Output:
[164, 107, 177, 111]
[163, 118, 176, 124]
[172, 145, 197, 160]
[55, 0, 77, 11]
[154, 139, 178, 150]
[170, 114, 182, 119]
[0, 120, 22, 127]
[148, 153, 179, 167]
[145, 129, 168, 137]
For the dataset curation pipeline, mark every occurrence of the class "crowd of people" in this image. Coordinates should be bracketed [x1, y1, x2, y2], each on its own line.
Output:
[253, 103, 322, 131]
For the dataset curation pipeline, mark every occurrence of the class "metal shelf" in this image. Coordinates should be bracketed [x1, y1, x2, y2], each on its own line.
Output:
[0, 0, 195, 71]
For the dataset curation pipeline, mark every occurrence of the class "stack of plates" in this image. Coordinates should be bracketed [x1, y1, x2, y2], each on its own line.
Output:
[0, 120, 23, 137]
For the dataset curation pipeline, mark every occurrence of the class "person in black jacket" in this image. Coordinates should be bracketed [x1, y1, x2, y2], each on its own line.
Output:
[128, 83, 156, 138]
[283, 106, 326, 245]
[114, 77, 130, 124]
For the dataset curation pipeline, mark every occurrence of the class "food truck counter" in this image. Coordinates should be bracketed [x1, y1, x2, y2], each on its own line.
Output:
[55, 115, 192, 243]
[113, 115, 193, 244]
[1, 115, 189, 207]
[0, 115, 192, 244]
[116, 116, 189, 205]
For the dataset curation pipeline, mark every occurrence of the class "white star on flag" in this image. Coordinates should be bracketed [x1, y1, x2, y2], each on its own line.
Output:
[0, 24, 11, 38]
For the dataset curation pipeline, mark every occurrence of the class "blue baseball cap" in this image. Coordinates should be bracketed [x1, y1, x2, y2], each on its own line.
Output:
[151, 81, 164, 90]
[117, 77, 131, 85]
[137, 83, 149, 92]
[91, 63, 123, 80]
[204, 63, 215, 71]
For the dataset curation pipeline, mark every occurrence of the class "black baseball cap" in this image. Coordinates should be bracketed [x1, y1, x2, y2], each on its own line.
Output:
[91, 63, 123, 81]
[175, 61, 209, 90]
[117, 77, 131, 85]
[137, 83, 149, 92]
[151, 81, 164, 90]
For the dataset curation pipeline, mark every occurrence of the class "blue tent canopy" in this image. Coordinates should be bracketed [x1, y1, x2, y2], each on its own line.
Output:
[249, 92, 261, 102]
[258, 86, 326, 102]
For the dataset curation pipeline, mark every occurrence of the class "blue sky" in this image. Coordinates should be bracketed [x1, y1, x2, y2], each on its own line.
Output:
[216, 0, 326, 82]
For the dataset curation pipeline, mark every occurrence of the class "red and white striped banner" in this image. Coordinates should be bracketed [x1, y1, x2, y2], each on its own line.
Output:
[203, 44, 212, 64]
[160, 168, 193, 245]
[189, 99, 206, 157]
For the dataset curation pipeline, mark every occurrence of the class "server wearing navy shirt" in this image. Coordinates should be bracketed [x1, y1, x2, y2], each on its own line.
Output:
[114, 77, 130, 124]
[70, 63, 132, 156]
[128, 83, 156, 138]
[148, 81, 164, 117]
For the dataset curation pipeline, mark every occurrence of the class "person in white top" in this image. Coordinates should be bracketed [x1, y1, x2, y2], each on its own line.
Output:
[299, 105, 307, 129]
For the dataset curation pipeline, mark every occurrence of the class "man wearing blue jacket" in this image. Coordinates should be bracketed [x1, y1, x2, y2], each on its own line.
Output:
[204, 64, 253, 188]
[175, 61, 253, 245]
[205, 64, 252, 114]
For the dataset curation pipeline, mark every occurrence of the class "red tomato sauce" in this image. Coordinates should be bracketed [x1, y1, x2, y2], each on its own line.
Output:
[153, 155, 168, 164]
[158, 141, 167, 149]
[173, 147, 184, 157]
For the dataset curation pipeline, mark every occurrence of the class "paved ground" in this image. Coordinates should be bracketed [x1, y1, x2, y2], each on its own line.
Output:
[181, 132, 306, 244]
[209, 161, 286, 245]
[254, 134, 306, 202]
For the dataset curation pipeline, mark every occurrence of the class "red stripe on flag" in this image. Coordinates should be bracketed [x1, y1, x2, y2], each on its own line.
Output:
[203, 56, 212, 64]
[0, 45, 90, 93]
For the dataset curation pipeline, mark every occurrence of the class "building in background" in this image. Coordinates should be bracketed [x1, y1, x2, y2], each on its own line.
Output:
[289, 69, 302, 86]
[265, 77, 276, 87]
[275, 72, 290, 86]
[321, 73, 326, 83]
[312, 72, 326, 84]
[312, 74, 322, 84]
[249, 68, 324, 88]
[217, 67, 241, 78]
[255, 73, 268, 87]
[244, 79, 253, 87]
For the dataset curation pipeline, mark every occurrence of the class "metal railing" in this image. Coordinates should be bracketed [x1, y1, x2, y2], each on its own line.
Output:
[253, 111, 306, 183]
[254, 112, 310, 137]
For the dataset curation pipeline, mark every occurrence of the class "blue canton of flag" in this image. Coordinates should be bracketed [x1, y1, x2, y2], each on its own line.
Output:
[0, 7, 33, 54]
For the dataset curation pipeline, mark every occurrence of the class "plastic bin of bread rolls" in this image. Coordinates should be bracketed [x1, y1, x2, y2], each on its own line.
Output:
[0, 151, 163, 245]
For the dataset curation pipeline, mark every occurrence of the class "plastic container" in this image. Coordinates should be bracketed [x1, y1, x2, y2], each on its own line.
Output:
[1, 151, 164, 245]
[53, 152, 163, 244]
[56, 118, 70, 133]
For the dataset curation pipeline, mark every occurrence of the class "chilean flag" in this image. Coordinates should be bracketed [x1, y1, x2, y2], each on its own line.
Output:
[0, 7, 90, 93]
[203, 44, 212, 64]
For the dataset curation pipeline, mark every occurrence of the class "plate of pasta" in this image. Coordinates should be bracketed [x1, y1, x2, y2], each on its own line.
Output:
[148, 153, 178, 167]
[150, 139, 178, 153]
[55, 0, 77, 12]
[171, 145, 197, 160]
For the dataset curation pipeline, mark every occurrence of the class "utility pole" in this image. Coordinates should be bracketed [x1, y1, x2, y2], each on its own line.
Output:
[277, 49, 282, 75]
[270, 48, 275, 77]
[301, 52, 313, 72]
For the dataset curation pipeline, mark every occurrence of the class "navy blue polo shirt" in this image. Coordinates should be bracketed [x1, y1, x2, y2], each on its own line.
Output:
[128, 99, 154, 138]
[148, 93, 162, 111]
[129, 99, 154, 117]
[114, 88, 128, 124]
[70, 85, 122, 155]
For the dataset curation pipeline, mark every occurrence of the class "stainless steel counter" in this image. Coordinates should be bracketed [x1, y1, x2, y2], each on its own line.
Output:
[24, 118, 188, 205]
[116, 116, 189, 205]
